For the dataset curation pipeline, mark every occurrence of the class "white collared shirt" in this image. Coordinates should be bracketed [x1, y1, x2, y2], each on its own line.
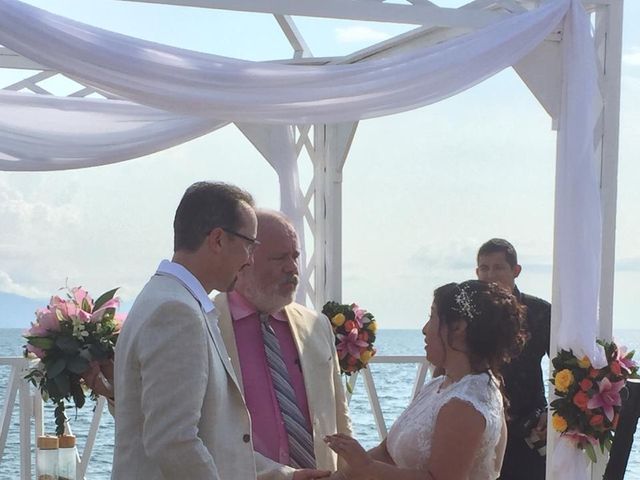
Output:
[156, 259, 216, 314]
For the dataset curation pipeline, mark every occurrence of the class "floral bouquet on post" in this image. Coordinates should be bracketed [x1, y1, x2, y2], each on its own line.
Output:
[550, 340, 639, 462]
[23, 286, 124, 435]
[322, 301, 377, 381]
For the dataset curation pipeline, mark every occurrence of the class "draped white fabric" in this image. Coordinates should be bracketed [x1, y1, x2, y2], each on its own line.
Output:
[551, 2, 603, 476]
[0, 90, 226, 170]
[0, 1, 606, 476]
[554, 0, 604, 367]
[0, 0, 568, 123]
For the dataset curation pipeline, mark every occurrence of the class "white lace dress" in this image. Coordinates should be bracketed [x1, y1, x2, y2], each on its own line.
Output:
[386, 373, 505, 479]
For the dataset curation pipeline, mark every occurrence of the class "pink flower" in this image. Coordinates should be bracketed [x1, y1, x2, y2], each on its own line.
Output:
[71, 286, 94, 309]
[91, 298, 121, 322]
[49, 296, 78, 320]
[615, 346, 637, 374]
[351, 304, 369, 328]
[587, 377, 625, 421]
[114, 313, 126, 332]
[34, 308, 61, 333]
[562, 430, 599, 448]
[336, 329, 368, 359]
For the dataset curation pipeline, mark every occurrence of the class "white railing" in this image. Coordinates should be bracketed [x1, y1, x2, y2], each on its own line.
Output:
[0, 355, 430, 479]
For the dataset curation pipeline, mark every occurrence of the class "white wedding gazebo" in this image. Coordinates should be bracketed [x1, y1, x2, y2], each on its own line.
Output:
[0, 0, 623, 478]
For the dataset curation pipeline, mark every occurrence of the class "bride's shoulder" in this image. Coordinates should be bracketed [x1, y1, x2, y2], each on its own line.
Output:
[450, 373, 502, 408]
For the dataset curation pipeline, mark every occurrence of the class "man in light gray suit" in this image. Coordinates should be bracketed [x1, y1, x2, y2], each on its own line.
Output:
[112, 182, 329, 480]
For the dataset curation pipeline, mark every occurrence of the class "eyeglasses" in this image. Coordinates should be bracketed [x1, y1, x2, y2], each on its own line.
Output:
[221, 228, 261, 253]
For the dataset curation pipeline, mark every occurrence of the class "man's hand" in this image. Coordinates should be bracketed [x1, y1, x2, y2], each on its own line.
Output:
[81, 359, 115, 399]
[534, 410, 548, 436]
[292, 469, 331, 480]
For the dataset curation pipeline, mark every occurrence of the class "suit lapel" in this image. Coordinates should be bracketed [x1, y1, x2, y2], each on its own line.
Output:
[213, 294, 244, 393]
[203, 307, 243, 393]
[285, 304, 316, 420]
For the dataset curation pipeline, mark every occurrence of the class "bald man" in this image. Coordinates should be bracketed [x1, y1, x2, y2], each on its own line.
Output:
[214, 210, 352, 472]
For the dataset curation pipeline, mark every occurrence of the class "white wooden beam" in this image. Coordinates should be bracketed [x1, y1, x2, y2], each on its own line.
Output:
[274, 14, 312, 58]
[119, 0, 509, 29]
[0, 47, 46, 70]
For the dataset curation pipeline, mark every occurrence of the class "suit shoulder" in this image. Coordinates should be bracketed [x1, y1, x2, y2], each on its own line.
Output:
[521, 292, 551, 310]
[289, 302, 324, 319]
[126, 276, 202, 325]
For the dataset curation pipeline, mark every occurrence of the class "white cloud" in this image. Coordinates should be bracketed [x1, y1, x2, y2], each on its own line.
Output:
[335, 26, 392, 44]
[622, 48, 640, 66]
[0, 270, 47, 298]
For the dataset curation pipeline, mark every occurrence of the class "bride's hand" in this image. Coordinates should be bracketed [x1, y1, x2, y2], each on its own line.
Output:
[324, 434, 373, 476]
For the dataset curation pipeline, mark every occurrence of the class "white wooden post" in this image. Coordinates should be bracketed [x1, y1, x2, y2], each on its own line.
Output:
[592, 0, 624, 478]
[18, 367, 32, 480]
[311, 122, 357, 307]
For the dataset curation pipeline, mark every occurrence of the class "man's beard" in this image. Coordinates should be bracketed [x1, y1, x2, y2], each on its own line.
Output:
[245, 276, 298, 313]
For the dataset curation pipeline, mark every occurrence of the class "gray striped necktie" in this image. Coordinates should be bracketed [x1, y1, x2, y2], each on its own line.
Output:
[259, 313, 316, 468]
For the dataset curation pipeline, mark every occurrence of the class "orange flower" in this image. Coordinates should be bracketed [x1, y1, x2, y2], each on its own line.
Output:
[610, 361, 622, 376]
[344, 320, 357, 332]
[580, 378, 593, 391]
[589, 368, 599, 378]
[552, 414, 568, 433]
[578, 356, 592, 369]
[554, 369, 574, 392]
[359, 350, 374, 363]
[573, 391, 589, 411]
[589, 414, 604, 427]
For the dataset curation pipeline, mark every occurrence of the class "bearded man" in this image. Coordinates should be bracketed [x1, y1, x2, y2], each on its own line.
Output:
[214, 210, 352, 471]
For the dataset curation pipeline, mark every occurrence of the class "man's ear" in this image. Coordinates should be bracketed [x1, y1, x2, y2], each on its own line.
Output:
[208, 227, 225, 253]
[513, 264, 522, 279]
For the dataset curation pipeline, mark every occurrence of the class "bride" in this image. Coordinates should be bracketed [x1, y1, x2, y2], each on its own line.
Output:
[325, 280, 526, 480]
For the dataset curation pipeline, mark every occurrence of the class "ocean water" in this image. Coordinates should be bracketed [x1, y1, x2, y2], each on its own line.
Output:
[2, 328, 640, 478]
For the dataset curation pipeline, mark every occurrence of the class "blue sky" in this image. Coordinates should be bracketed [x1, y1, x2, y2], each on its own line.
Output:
[0, 0, 638, 330]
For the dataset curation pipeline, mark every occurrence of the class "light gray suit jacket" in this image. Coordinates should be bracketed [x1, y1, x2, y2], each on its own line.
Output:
[112, 274, 294, 480]
[214, 294, 352, 471]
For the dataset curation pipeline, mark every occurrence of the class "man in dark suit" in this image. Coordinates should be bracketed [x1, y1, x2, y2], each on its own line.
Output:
[476, 238, 551, 480]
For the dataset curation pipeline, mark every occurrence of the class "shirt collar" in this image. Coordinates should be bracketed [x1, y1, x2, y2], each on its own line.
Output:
[227, 291, 287, 322]
[156, 259, 216, 313]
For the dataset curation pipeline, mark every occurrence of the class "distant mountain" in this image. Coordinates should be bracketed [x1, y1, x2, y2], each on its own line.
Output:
[0, 292, 47, 329]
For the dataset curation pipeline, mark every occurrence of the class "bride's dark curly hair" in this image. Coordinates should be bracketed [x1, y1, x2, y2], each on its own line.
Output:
[433, 280, 527, 377]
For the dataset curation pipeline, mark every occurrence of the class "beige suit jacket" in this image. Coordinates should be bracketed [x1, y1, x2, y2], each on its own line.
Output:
[112, 274, 294, 480]
[214, 293, 352, 471]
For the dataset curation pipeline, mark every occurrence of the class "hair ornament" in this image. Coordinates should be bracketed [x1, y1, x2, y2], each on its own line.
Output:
[453, 285, 479, 321]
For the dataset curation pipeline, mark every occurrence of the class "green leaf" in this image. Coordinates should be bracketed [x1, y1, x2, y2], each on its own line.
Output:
[53, 373, 71, 397]
[56, 336, 80, 354]
[93, 288, 119, 311]
[67, 355, 89, 375]
[584, 442, 597, 463]
[66, 356, 90, 374]
[82, 298, 91, 313]
[604, 436, 613, 452]
[71, 378, 86, 409]
[54, 401, 67, 437]
[47, 358, 67, 378]
[25, 336, 54, 350]
[46, 377, 62, 401]
[346, 379, 354, 394]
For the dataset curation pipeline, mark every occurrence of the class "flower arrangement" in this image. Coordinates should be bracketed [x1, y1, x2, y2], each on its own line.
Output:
[550, 340, 639, 462]
[322, 301, 377, 376]
[23, 286, 124, 435]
